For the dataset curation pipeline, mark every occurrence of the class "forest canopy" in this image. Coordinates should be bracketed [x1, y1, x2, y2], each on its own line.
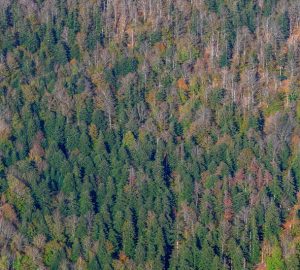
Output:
[0, 0, 300, 269]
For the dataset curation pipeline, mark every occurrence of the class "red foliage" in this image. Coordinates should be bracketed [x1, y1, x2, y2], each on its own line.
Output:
[224, 192, 233, 222]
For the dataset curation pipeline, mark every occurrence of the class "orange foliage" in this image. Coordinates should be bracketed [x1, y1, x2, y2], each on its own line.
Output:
[282, 194, 300, 233]
[105, 240, 114, 253]
[224, 193, 233, 222]
[279, 79, 290, 94]
[0, 203, 17, 223]
[288, 25, 300, 45]
[155, 42, 166, 53]
[70, 58, 77, 65]
[203, 47, 211, 71]
[291, 133, 300, 151]
[119, 251, 129, 263]
[177, 78, 189, 91]
[146, 89, 156, 107]
[283, 219, 294, 230]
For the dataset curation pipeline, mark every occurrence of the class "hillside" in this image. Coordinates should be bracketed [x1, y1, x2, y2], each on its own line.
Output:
[0, 0, 300, 269]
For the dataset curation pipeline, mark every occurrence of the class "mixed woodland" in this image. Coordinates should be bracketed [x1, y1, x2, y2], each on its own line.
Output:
[0, 0, 300, 269]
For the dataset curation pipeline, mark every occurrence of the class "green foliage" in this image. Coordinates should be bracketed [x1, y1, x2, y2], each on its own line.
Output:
[264, 202, 281, 241]
[43, 241, 61, 267]
[278, 11, 290, 40]
[208, 88, 225, 108]
[113, 57, 138, 77]
[266, 245, 284, 270]
[0, 1, 299, 269]
[263, 0, 278, 17]
[13, 255, 36, 270]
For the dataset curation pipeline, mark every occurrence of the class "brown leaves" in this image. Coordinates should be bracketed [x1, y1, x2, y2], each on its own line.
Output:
[175, 202, 198, 239]
[29, 132, 45, 169]
[291, 132, 300, 152]
[113, 251, 135, 270]
[0, 119, 10, 140]
[237, 148, 254, 169]
[29, 142, 45, 162]
[46, 82, 74, 118]
[33, 234, 46, 250]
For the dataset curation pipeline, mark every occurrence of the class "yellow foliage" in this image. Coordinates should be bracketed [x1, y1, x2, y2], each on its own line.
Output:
[45, 240, 61, 251]
[76, 256, 87, 270]
[91, 72, 105, 88]
[89, 124, 98, 141]
[33, 234, 46, 249]
[123, 131, 135, 148]
[187, 121, 199, 138]
[138, 129, 146, 144]
[7, 174, 27, 197]
[195, 131, 212, 149]
[296, 100, 300, 121]
[146, 89, 156, 107]
[178, 99, 194, 121]
[21, 84, 37, 103]
[0, 63, 9, 78]
[0, 256, 8, 270]
[212, 73, 222, 88]
[189, 76, 200, 94]
[240, 116, 249, 134]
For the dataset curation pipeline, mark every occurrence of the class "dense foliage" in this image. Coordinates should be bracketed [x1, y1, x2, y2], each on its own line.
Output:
[0, 0, 300, 269]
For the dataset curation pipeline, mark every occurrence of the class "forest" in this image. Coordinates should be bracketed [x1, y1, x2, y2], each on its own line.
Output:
[0, 0, 300, 269]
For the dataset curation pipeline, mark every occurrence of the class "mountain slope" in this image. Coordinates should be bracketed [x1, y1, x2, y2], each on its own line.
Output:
[0, 0, 300, 269]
